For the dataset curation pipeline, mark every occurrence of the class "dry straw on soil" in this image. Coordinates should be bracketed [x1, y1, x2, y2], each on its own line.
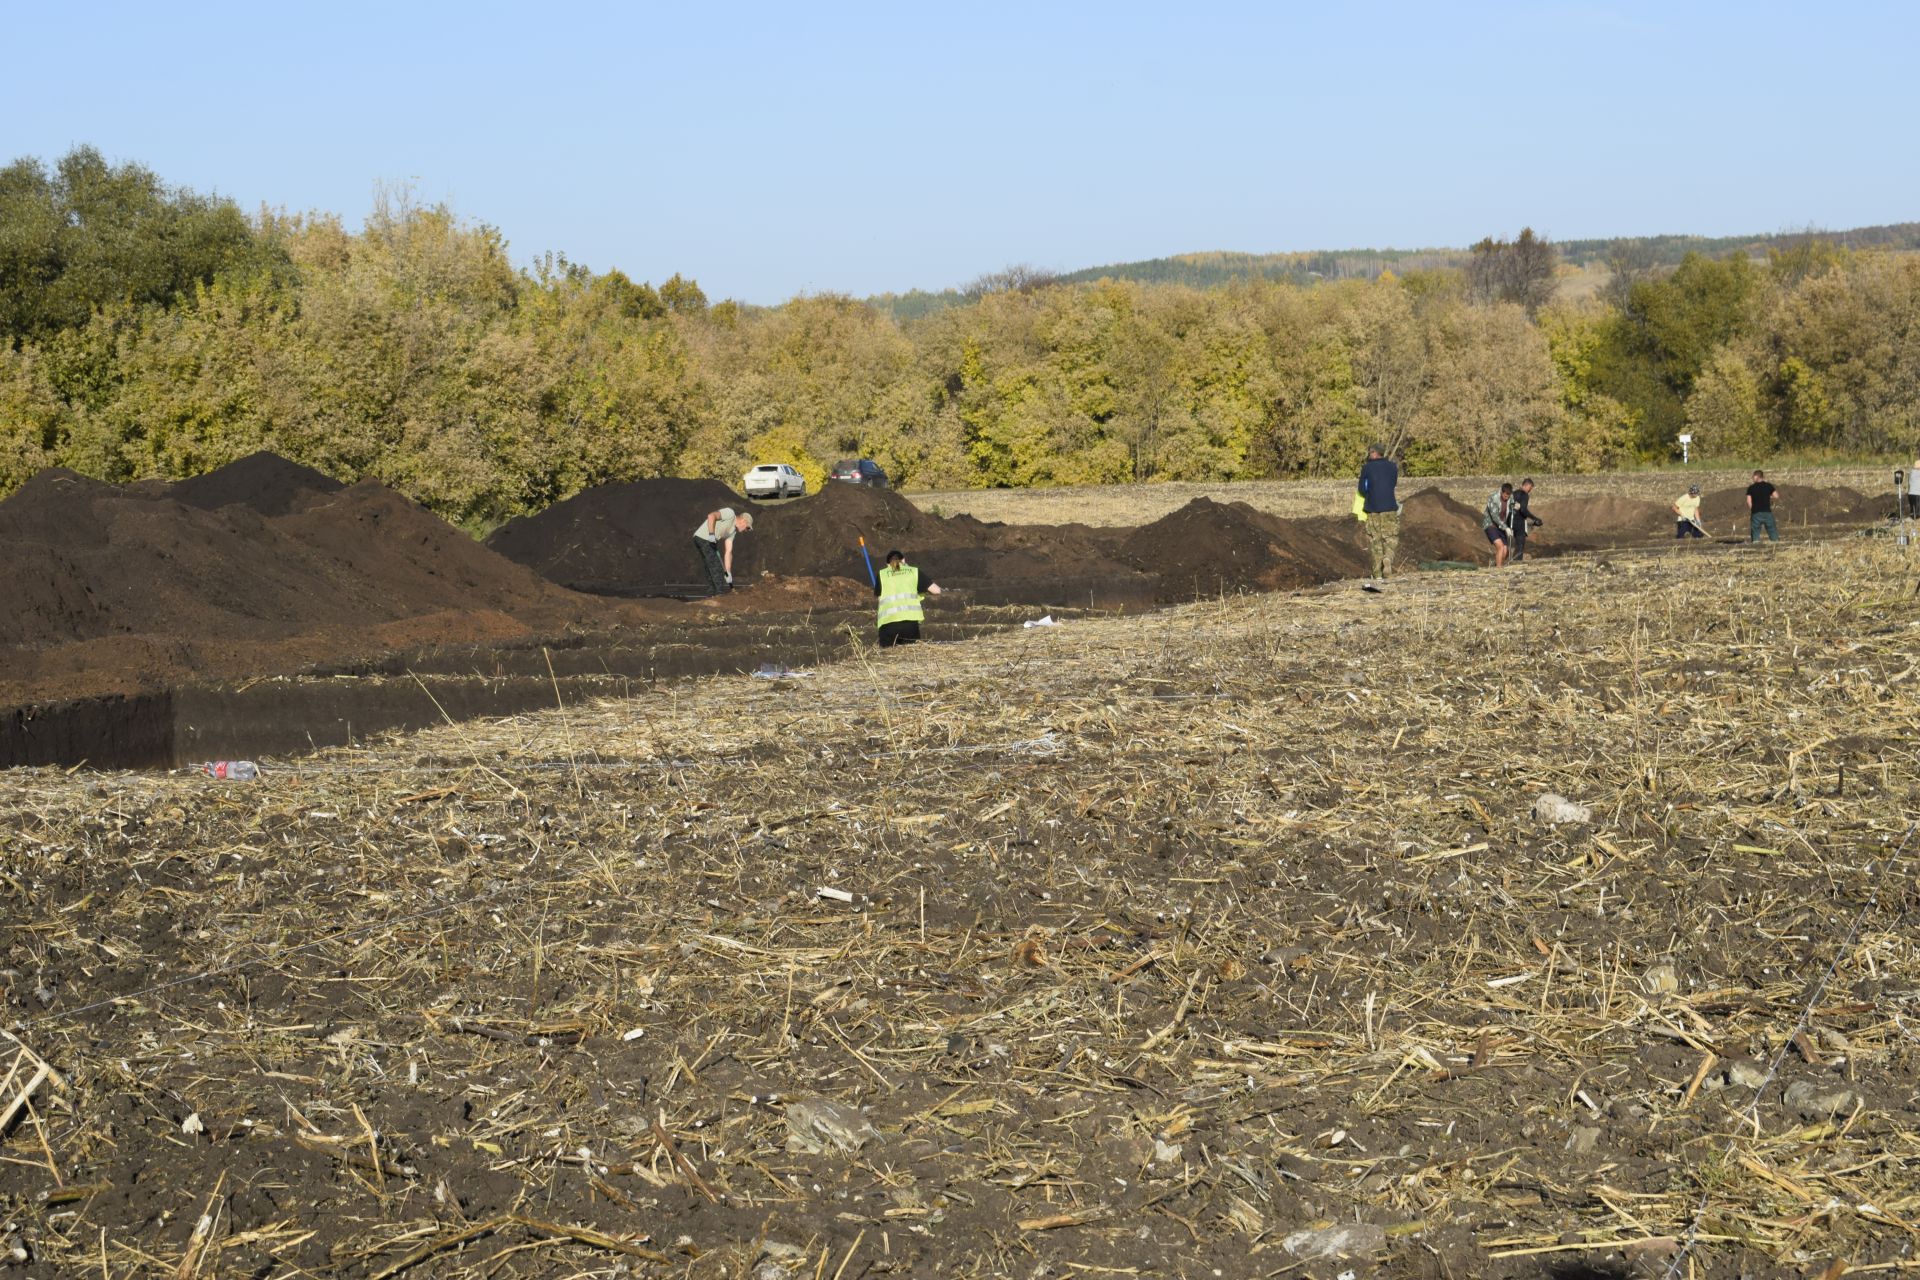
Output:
[916, 466, 1891, 526]
[3, 536, 1919, 1279]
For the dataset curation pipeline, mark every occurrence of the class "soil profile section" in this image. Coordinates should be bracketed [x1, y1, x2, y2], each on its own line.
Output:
[487, 478, 1163, 608]
[1, 451, 1894, 758]
[1, 608, 1046, 768]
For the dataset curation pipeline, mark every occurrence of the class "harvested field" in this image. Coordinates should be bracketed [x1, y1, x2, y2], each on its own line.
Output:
[916, 466, 1897, 528]
[0, 453, 1901, 767]
[4, 535, 1918, 1278]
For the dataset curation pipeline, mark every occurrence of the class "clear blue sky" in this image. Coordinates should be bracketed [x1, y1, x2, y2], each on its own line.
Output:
[6, 0, 1914, 304]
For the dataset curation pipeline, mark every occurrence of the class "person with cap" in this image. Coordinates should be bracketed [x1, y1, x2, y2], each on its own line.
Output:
[1508, 478, 1544, 562]
[1482, 482, 1515, 568]
[1355, 444, 1400, 581]
[1672, 484, 1707, 539]
[874, 549, 941, 647]
[1745, 470, 1780, 543]
[693, 506, 753, 595]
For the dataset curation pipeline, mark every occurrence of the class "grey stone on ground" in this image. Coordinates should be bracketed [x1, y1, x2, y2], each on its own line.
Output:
[1784, 1080, 1862, 1120]
[1282, 1222, 1387, 1260]
[784, 1099, 880, 1154]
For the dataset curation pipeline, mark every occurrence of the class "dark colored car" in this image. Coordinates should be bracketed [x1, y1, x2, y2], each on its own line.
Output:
[830, 458, 889, 488]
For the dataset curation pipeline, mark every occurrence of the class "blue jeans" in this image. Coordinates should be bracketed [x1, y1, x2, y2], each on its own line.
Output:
[1750, 511, 1778, 542]
[1676, 520, 1704, 539]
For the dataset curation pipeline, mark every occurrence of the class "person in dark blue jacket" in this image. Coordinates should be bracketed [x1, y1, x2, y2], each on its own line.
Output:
[1356, 444, 1401, 580]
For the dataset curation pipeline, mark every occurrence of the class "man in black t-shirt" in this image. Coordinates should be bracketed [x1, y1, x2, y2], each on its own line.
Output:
[1509, 478, 1544, 562]
[1746, 470, 1779, 543]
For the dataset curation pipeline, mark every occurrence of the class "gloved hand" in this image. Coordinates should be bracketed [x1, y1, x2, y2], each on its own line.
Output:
[724, 572, 733, 585]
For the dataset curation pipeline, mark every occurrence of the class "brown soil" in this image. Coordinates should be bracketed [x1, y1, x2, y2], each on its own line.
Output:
[1118, 498, 1367, 600]
[487, 479, 1155, 601]
[482, 477, 750, 593]
[0, 464, 587, 650]
[1532, 492, 1672, 544]
[1398, 487, 1492, 562]
[6, 540, 1915, 1280]
[0, 454, 1894, 718]
[1699, 483, 1879, 528]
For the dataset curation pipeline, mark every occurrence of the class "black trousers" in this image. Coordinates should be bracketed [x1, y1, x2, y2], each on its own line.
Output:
[693, 538, 728, 594]
[1509, 532, 1527, 563]
[878, 620, 921, 647]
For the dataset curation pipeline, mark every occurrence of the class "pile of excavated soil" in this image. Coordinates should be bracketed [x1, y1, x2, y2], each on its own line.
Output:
[483, 477, 752, 593]
[0, 468, 586, 650]
[1699, 483, 1882, 529]
[1118, 498, 1364, 601]
[1518, 484, 1882, 549]
[488, 479, 1155, 604]
[170, 452, 346, 516]
[6, 453, 1894, 715]
[0, 456, 680, 705]
[1529, 493, 1672, 546]
[1398, 488, 1491, 563]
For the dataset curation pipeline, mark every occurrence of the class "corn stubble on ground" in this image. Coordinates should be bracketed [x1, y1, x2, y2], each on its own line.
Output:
[4, 539, 1918, 1279]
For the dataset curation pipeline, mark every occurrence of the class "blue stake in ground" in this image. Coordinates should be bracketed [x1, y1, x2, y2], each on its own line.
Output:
[858, 536, 876, 587]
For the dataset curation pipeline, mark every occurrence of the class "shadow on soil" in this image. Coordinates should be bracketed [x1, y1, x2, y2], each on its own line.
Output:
[1, 607, 1073, 769]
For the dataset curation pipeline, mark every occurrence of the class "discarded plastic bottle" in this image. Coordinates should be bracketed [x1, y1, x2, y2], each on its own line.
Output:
[203, 760, 259, 781]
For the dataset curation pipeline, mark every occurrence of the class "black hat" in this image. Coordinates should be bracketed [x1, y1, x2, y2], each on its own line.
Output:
[885, 549, 905, 563]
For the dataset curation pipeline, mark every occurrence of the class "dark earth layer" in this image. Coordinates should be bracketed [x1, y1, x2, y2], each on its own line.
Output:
[2, 541, 1915, 1279]
[1, 454, 1894, 753]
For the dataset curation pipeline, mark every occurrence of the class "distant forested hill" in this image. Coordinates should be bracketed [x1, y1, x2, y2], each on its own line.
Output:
[6, 144, 1917, 521]
[869, 222, 1920, 319]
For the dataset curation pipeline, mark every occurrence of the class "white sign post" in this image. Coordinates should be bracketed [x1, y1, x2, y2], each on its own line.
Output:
[1677, 433, 1693, 465]
[1900, 469, 1912, 548]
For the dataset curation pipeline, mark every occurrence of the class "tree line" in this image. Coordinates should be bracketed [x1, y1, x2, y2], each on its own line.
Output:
[4, 147, 1916, 530]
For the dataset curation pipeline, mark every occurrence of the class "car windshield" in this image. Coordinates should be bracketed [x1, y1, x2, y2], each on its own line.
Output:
[752, 465, 778, 472]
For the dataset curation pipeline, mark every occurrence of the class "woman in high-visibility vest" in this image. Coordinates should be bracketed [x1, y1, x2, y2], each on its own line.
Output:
[875, 549, 941, 647]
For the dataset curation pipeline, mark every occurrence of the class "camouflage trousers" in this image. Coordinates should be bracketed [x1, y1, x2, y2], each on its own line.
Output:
[1366, 510, 1400, 578]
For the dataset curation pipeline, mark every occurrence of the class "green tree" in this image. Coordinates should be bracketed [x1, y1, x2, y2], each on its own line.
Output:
[0, 343, 67, 488]
[1686, 346, 1773, 460]
[0, 146, 284, 344]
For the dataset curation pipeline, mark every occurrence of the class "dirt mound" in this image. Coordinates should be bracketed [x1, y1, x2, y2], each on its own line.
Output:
[1119, 498, 1365, 600]
[491, 478, 1156, 605]
[0, 460, 634, 703]
[752, 482, 991, 580]
[484, 478, 749, 592]
[1700, 483, 1876, 527]
[170, 451, 346, 516]
[1398, 488, 1488, 563]
[1527, 493, 1671, 548]
[755, 483, 1139, 588]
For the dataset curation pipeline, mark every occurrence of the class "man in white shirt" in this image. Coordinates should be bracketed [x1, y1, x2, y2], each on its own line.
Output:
[693, 507, 753, 595]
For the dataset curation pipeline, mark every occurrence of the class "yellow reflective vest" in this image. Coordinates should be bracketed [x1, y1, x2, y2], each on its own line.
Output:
[877, 563, 925, 629]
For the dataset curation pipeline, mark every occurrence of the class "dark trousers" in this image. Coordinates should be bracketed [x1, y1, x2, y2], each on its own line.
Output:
[878, 620, 921, 648]
[693, 538, 728, 594]
[1676, 521, 1704, 539]
[1509, 532, 1528, 563]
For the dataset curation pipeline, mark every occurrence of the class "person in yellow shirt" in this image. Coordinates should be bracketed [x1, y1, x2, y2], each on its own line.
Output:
[1672, 484, 1706, 539]
[874, 549, 942, 647]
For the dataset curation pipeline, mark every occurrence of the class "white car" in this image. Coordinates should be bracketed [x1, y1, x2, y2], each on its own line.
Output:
[743, 463, 806, 499]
